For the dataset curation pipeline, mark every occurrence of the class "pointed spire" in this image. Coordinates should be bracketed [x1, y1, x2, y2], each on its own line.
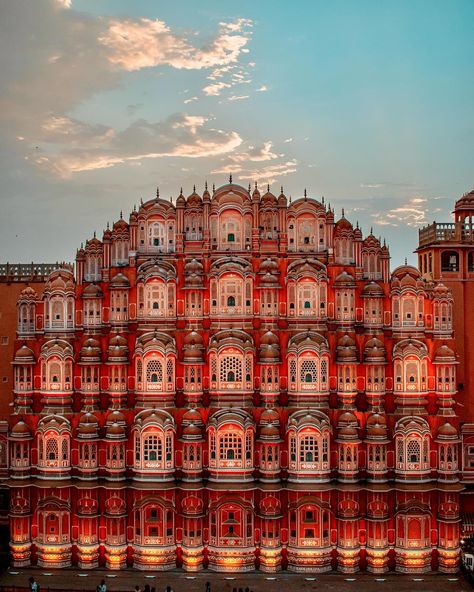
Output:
[205, 180, 208, 191]
[356, 220, 359, 228]
[133, 204, 137, 212]
[180, 187, 183, 195]
[267, 183, 270, 193]
[170, 196, 173, 204]
[280, 186, 283, 195]
[370, 226, 373, 234]
[322, 196, 325, 204]
[405, 257, 408, 265]
[213, 183, 215, 193]
[193, 184, 196, 193]
[120, 210, 123, 219]
[140, 197, 143, 206]
[107, 222, 110, 230]
[289, 196, 292, 204]
[156, 187, 159, 200]
[93, 231, 96, 238]
[255, 181, 258, 190]
[304, 188, 307, 200]
[248, 183, 251, 192]
[342, 208, 345, 217]
[229, 174, 233, 184]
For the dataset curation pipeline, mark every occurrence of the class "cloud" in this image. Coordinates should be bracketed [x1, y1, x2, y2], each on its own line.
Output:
[227, 95, 250, 101]
[229, 141, 279, 162]
[371, 196, 428, 228]
[203, 81, 232, 96]
[34, 113, 243, 176]
[256, 85, 268, 92]
[284, 138, 293, 143]
[183, 96, 199, 104]
[99, 17, 253, 72]
[213, 159, 298, 185]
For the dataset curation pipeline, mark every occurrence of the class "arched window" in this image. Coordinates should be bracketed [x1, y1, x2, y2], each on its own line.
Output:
[441, 250, 459, 272]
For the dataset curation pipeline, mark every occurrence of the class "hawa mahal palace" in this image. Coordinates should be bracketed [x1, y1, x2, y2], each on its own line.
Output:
[3, 180, 474, 574]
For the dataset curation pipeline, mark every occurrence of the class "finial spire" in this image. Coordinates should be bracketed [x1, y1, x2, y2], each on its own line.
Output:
[229, 174, 233, 184]
[140, 198, 143, 206]
[322, 196, 325, 204]
[370, 226, 373, 234]
[107, 221, 110, 230]
[281, 186, 283, 194]
[248, 183, 251, 192]
[304, 188, 307, 199]
[156, 187, 159, 199]
[405, 257, 408, 265]
[205, 181, 208, 191]
[342, 207, 345, 217]
[193, 184, 196, 193]
[120, 210, 123, 219]
[255, 181, 258, 190]
[213, 183, 215, 193]
[180, 187, 183, 195]
[93, 231, 96, 238]
[267, 183, 270, 193]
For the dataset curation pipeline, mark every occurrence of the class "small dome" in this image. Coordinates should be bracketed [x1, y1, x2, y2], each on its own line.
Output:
[19, 286, 37, 301]
[113, 218, 128, 231]
[182, 424, 203, 439]
[337, 334, 357, 363]
[437, 422, 458, 439]
[258, 258, 279, 274]
[363, 337, 386, 362]
[259, 424, 280, 439]
[184, 259, 204, 275]
[433, 344, 456, 363]
[367, 412, 387, 426]
[10, 420, 31, 438]
[110, 273, 130, 289]
[106, 422, 126, 439]
[14, 345, 35, 364]
[82, 283, 103, 298]
[107, 410, 126, 426]
[334, 271, 356, 288]
[366, 423, 388, 439]
[259, 408, 280, 425]
[183, 331, 205, 362]
[338, 411, 358, 426]
[80, 338, 102, 362]
[182, 408, 203, 426]
[361, 281, 384, 297]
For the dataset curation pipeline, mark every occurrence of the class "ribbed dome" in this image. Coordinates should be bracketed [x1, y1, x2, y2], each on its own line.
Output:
[107, 410, 126, 425]
[334, 271, 356, 288]
[259, 408, 280, 425]
[337, 334, 357, 363]
[80, 338, 102, 362]
[183, 331, 205, 362]
[182, 408, 203, 426]
[363, 337, 386, 362]
[361, 281, 384, 297]
[437, 422, 458, 439]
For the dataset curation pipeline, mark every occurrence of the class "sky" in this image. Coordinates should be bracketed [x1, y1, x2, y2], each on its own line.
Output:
[0, 0, 472, 266]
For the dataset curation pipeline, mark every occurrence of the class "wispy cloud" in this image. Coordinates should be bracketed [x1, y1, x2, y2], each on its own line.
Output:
[229, 141, 280, 162]
[99, 17, 253, 72]
[33, 114, 242, 177]
[371, 196, 428, 227]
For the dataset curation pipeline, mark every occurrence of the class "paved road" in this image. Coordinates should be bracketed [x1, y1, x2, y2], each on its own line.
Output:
[0, 569, 471, 592]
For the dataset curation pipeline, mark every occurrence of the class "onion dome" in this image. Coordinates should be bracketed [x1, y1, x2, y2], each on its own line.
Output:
[185, 259, 204, 275]
[176, 187, 186, 206]
[107, 334, 129, 362]
[436, 422, 460, 442]
[10, 420, 32, 440]
[259, 331, 280, 362]
[113, 217, 128, 231]
[82, 283, 103, 298]
[334, 271, 356, 288]
[433, 344, 457, 364]
[184, 258, 204, 287]
[277, 187, 287, 206]
[106, 410, 126, 426]
[336, 334, 357, 363]
[76, 412, 99, 440]
[252, 183, 261, 201]
[187, 187, 202, 207]
[110, 273, 130, 289]
[13, 345, 35, 364]
[80, 338, 102, 363]
[335, 214, 353, 232]
[361, 281, 384, 297]
[183, 331, 205, 362]
[105, 422, 126, 440]
[365, 413, 389, 442]
[261, 185, 277, 205]
[363, 337, 386, 363]
[353, 223, 362, 240]
[336, 411, 360, 441]
[202, 182, 211, 202]
[18, 286, 37, 301]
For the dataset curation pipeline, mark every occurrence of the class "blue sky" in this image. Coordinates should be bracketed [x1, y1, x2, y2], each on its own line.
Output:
[0, 0, 472, 265]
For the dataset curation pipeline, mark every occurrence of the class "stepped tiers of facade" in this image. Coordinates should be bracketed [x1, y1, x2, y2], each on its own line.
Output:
[8, 182, 462, 575]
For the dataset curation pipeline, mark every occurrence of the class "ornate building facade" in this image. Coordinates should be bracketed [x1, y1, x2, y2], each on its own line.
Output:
[7, 181, 462, 573]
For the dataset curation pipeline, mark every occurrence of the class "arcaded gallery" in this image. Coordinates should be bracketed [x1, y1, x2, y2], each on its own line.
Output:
[8, 181, 469, 574]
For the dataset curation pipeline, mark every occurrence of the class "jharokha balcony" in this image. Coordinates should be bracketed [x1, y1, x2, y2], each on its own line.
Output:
[418, 221, 474, 247]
